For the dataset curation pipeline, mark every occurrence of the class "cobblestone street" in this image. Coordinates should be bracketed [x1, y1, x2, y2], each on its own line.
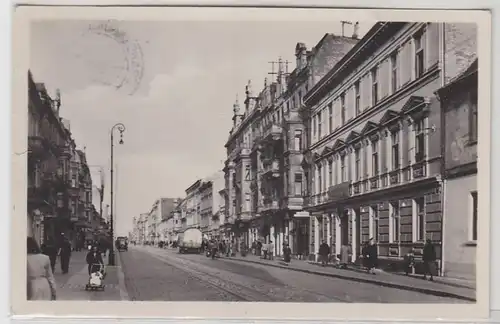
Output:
[119, 246, 470, 303]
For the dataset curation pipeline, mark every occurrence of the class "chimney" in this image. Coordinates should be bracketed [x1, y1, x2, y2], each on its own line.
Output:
[295, 43, 307, 70]
[352, 22, 359, 39]
[55, 89, 61, 113]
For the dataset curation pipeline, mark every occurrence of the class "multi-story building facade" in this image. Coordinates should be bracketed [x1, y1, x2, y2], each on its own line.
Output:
[223, 33, 359, 255]
[302, 22, 477, 273]
[172, 198, 184, 235]
[28, 71, 86, 246]
[197, 171, 225, 238]
[137, 213, 148, 244]
[185, 180, 202, 229]
[437, 59, 478, 280]
[146, 198, 177, 244]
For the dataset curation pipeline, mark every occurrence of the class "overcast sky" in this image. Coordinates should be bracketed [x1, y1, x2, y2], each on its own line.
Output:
[30, 20, 371, 235]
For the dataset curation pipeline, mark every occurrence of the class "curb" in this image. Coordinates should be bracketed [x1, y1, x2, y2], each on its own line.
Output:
[116, 251, 130, 301]
[222, 256, 476, 302]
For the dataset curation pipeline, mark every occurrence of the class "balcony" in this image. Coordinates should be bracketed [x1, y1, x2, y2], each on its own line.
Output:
[262, 159, 280, 178]
[28, 136, 48, 158]
[412, 161, 426, 179]
[389, 170, 400, 185]
[262, 123, 283, 142]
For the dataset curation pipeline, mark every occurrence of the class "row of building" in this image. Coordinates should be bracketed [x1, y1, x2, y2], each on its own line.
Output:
[27, 71, 108, 249]
[130, 171, 226, 244]
[221, 22, 478, 280]
[130, 22, 478, 280]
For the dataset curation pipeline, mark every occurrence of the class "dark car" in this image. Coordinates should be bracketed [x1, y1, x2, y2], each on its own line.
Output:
[116, 237, 128, 251]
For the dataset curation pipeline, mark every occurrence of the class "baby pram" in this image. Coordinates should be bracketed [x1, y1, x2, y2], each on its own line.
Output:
[85, 263, 106, 291]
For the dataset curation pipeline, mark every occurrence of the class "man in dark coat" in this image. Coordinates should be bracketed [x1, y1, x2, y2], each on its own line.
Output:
[41, 236, 58, 273]
[422, 239, 436, 281]
[319, 240, 330, 266]
[58, 233, 72, 274]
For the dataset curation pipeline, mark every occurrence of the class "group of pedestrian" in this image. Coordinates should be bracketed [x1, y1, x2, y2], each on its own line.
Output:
[260, 240, 275, 260]
[40, 233, 72, 274]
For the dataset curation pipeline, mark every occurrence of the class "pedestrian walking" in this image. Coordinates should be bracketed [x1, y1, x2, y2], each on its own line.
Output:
[58, 233, 72, 274]
[319, 240, 330, 266]
[41, 236, 57, 273]
[283, 243, 292, 264]
[339, 244, 350, 269]
[268, 240, 275, 260]
[86, 245, 104, 276]
[262, 242, 268, 259]
[256, 240, 262, 256]
[27, 237, 57, 301]
[422, 239, 436, 281]
[367, 239, 378, 274]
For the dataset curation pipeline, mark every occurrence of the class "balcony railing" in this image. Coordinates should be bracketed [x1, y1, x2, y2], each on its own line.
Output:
[262, 123, 283, 141]
[305, 160, 432, 207]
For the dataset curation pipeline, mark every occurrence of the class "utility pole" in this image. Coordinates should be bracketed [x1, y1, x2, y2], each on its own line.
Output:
[268, 60, 278, 80]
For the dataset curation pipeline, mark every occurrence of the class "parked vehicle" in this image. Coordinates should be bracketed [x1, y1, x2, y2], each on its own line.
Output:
[115, 236, 128, 251]
[177, 228, 203, 254]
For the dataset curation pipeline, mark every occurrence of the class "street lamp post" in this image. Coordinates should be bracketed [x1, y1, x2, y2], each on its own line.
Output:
[108, 123, 126, 266]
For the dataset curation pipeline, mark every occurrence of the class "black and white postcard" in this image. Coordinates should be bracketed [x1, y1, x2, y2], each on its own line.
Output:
[10, 6, 491, 321]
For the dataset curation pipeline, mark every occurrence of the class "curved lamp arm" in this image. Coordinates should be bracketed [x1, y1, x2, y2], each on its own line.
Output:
[111, 123, 126, 144]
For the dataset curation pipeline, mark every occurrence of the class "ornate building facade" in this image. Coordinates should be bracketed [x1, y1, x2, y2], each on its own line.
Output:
[302, 22, 477, 274]
[223, 33, 359, 255]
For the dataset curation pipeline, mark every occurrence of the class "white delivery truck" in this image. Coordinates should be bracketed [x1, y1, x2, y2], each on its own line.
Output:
[177, 228, 203, 254]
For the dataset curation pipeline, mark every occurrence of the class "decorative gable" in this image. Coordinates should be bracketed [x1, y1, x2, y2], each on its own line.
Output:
[379, 109, 400, 126]
[401, 96, 429, 115]
[331, 139, 346, 152]
[320, 146, 332, 157]
[345, 131, 361, 143]
[360, 121, 379, 136]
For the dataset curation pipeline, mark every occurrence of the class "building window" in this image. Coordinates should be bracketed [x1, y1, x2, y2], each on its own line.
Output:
[371, 67, 378, 106]
[391, 131, 400, 170]
[372, 205, 379, 242]
[471, 191, 478, 241]
[328, 160, 333, 186]
[318, 112, 322, 139]
[294, 130, 303, 151]
[414, 32, 425, 78]
[354, 81, 361, 116]
[298, 91, 302, 105]
[245, 165, 251, 180]
[469, 91, 478, 143]
[372, 140, 379, 176]
[340, 93, 346, 125]
[390, 202, 400, 243]
[340, 155, 346, 182]
[416, 197, 425, 241]
[312, 115, 317, 142]
[318, 165, 322, 193]
[355, 148, 361, 180]
[391, 51, 398, 93]
[328, 102, 333, 133]
[415, 119, 425, 163]
[294, 173, 303, 196]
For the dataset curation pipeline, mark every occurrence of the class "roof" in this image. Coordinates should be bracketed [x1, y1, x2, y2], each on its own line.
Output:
[436, 58, 478, 100]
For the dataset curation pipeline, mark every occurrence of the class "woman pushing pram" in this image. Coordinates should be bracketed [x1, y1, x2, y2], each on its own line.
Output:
[85, 245, 105, 290]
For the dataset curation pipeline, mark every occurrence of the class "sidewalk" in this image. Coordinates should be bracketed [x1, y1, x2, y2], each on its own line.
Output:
[52, 250, 129, 301]
[219, 253, 476, 302]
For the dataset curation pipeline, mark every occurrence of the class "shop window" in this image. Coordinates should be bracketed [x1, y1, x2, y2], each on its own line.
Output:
[371, 205, 379, 242]
[415, 197, 425, 241]
[390, 202, 400, 243]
